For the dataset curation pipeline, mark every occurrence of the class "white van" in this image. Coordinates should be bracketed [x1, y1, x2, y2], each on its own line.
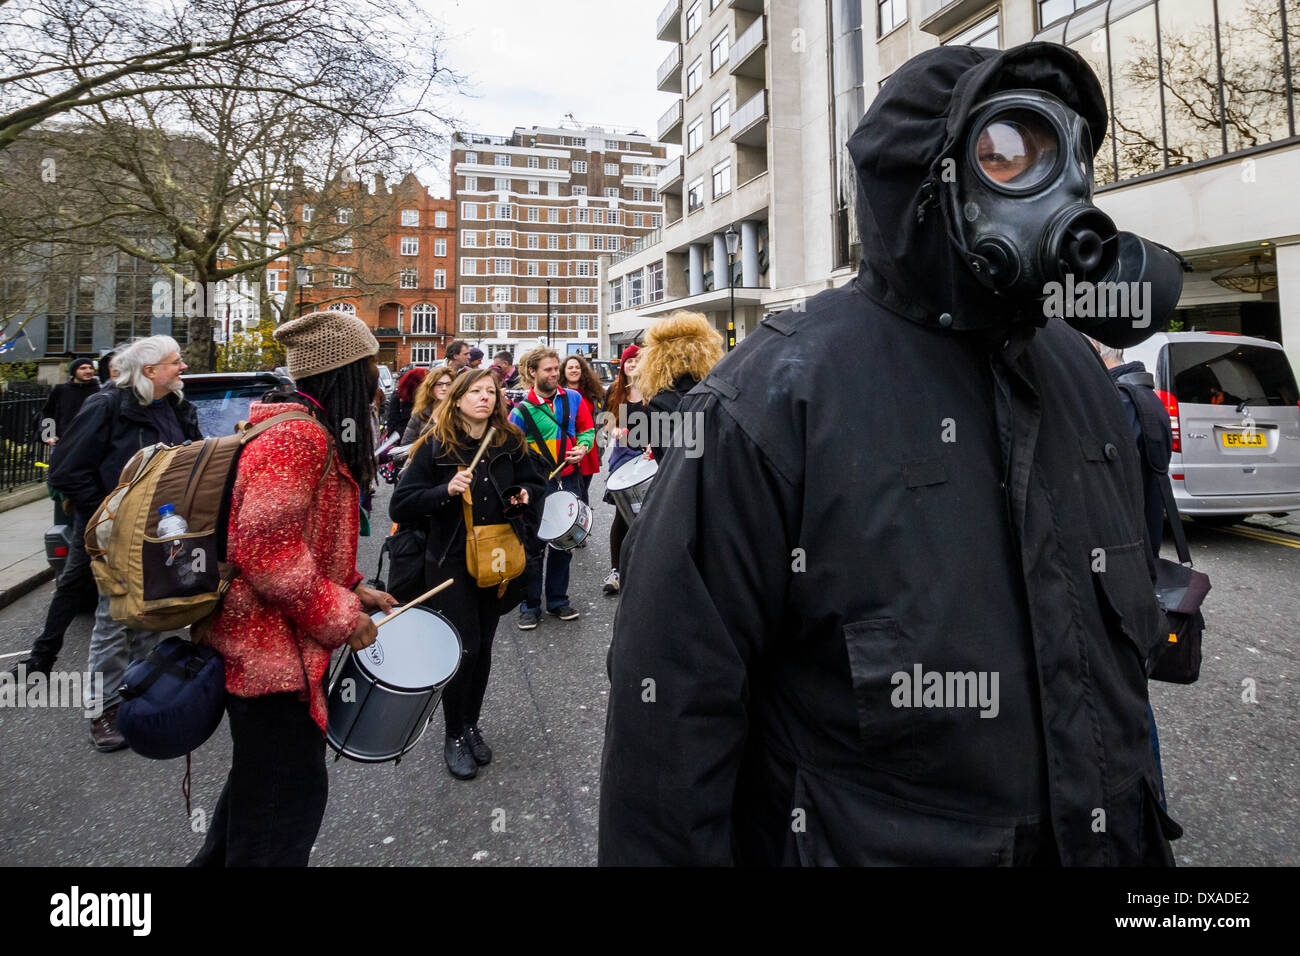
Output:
[1122, 332, 1300, 524]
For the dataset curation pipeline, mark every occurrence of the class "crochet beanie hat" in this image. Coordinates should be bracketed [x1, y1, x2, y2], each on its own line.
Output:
[274, 309, 378, 380]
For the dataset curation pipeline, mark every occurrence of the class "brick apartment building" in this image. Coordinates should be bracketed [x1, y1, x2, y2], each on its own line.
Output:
[451, 124, 667, 359]
[297, 173, 456, 369]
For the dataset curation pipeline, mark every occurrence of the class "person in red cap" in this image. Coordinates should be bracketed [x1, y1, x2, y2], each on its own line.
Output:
[600, 345, 646, 595]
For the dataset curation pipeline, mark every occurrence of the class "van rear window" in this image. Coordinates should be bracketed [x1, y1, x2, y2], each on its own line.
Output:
[1166, 342, 1299, 407]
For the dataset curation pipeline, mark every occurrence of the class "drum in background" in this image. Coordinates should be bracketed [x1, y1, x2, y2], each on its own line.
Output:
[606, 454, 658, 525]
[538, 491, 594, 551]
[327, 607, 462, 763]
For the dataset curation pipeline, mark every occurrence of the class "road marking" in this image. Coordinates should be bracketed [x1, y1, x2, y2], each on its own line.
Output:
[0, 650, 29, 660]
[1212, 525, 1300, 549]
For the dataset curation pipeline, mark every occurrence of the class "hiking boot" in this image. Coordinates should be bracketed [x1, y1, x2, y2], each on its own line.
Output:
[89, 703, 128, 753]
[517, 609, 541, 630]
[7, 656, 53, 680]
[464, 724, 492, 766]
[549, 605, 580, 621]
[602, 569, 620, 595]
[444, 735, 478, 779]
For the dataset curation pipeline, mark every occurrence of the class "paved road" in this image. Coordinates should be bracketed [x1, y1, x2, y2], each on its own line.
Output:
[0, 477, 1296, 865]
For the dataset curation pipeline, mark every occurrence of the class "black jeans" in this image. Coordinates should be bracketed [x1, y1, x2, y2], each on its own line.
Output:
[189, 689, 328, 867]
[432, 564, 505, 738]
[29, 509, 96, 666]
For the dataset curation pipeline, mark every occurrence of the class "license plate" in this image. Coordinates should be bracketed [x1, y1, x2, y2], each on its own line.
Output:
[1221, 431, 1267, 448]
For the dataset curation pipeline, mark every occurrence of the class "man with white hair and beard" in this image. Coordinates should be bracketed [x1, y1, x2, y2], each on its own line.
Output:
[45, 335, 203, 750]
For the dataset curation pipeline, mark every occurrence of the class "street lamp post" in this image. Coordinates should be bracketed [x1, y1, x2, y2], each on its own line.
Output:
[724, 225, 739, 351]
[546, 278, 552, 347]
[296, 264, 311, 317]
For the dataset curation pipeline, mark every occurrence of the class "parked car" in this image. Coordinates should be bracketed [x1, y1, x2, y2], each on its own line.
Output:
[376, 364, 395, 404]
[591, 360, 617, 387]
[1123, 331, 1300, 524]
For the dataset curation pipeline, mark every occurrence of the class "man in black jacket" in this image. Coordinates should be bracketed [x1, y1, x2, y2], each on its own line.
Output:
[599, 43, 1186, 866]
[10, 337, 200, 750]
[36, 358, 100, 445]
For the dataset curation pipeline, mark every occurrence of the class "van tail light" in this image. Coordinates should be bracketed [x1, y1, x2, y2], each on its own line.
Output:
[54, 546, 68, 557]
[1155, 389, 1180, 454]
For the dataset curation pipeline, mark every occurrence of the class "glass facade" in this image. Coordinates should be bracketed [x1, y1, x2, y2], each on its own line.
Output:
[1038, 0, 1299, 187]
[829, 0, 865, 269]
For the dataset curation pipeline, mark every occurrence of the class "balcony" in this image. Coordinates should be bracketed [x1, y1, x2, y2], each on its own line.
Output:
[656, 44, 682, 93]
[729, 15, 766, 78]
[728, 0, 762, 11]
[656, 155, 683, 194]
[656, 0, 681, 41]
[730, 90, 768, 147]
[918, 0, 992, 36]
[373, 326, 402, 337]
[657, 100, 683, 144]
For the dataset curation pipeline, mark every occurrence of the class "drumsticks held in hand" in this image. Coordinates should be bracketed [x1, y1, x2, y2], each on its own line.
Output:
[547, 442, 590, 480]
[374, 578, 454, 628]
[464, 426, 496, 474]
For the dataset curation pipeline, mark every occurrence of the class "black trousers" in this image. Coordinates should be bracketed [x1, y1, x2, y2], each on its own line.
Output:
[430, 563, 506, 738]
[189, 689, 328, 867]
[609, 510, 629, 572]
[29, 509, 96, 666]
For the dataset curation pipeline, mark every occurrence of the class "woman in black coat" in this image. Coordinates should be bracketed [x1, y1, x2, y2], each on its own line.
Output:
[390, 368, 545, 780]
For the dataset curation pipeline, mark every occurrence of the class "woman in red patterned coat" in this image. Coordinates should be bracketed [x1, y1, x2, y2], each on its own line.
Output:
[191, 309, 396, 867]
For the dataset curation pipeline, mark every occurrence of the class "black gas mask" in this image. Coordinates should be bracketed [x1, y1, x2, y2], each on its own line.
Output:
[952, 89, 1185, 347]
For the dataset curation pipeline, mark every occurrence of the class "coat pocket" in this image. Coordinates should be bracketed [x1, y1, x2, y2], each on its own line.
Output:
[842, 618, 921, 779]
[1105, 773, 1182, 865]
[790, 765, 1017, 866]
[1092, 541, 1165, 666]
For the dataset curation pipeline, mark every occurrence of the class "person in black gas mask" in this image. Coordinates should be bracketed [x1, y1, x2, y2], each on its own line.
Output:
[598, 42, 1185, 866]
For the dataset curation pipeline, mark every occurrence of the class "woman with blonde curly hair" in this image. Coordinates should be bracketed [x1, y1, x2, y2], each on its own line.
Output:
[633, 311, 724, 473]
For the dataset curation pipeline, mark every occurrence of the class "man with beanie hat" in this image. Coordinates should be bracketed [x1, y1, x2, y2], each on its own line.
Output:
[36, 358, 100, 446]
[192, 308, 395, 867]
[467, 347, 484, 369]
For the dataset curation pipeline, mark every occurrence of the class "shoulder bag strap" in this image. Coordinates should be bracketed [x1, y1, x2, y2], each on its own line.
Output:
[520, 402, 559, 468]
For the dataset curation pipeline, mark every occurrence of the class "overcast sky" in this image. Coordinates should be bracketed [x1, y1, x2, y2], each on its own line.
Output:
[417, 0, 677, 196]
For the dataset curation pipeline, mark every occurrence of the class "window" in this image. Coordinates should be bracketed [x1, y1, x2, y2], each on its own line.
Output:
[648, 260, 664, 302]
[495, 314, 510, 331]
[463, 230, 477, 247]
[711, 93, 730, 135]
[495, 177, 510, 191]
[462, 202, 477, 219]
[434, 238, 446, 257]
[527, 156, 540, 168]
[527, 314, 538, 330]
[548, 182, 559, 196]
[526, 234, 539, 249]
[631, 164, 643, 176]
[463, 259, 476, 274]
[710, 29, 729, 72]
[527, 288, 539, 303]
[632, 187, 644, 202]
[465, 151, 478, 164]
[460, 314, 475, 331]
[633, 213, 644, 227]
[576, 235, 590, 250]
[548, 236, 559, 250]
[712, 159, 731, 197]
[435, 210, 447, 227]
[686, 56, 704, 96]
[610, 279, 623, 312]
[400, 268, 418, 289]
[434, 269, 446, 289]
[686, 1, 701, 37]
[604, 163, 619, 176]
[546, 157, 559, 170]
[401, 209, 419, 226]
[465, 176, 478, 191]
[548, 208, 559, 223]
[878, 0, 906, 36]
[335, 236, 353, 254]
[527, 206, 539, 222]
[649, 190, 658, 202]
[594, 210, 605, 224]
[494, 287, 510, 304]
[301, 204, 314, 222]
[572, 137, 586, 147]
[335, 207, 352, 224]
[331, 270, 351, 287]
[494, 154, 510, 166]
[494, 258, 511, 274]
[497, 204, 512, 219]
[576, 208, 590, 223]
[573, 160, 588, 173]
[527, 180, 540, 195]
[267, 271, 283, 293]
[576, 261, 591, 276]
[495, 230, 511, 246]
[609, 210, 620, 225]
[401, 236, 419, 255]
[651, 214, 662, 227]
[578, 315, 591, 331]
[576, 288, 590, 304]
[592, 236, 604, 250]
[526, 261, 538, 275]
[628, 272, 643, 308]
[687, 117, 704, 153]
[944, 12, 998, 48]
[411, 304, 438, 334]
[572, 185, 587, 196]
[604, 187, 619, 198]
[547, 261, 559, 276]
[462, 286, 477, 303]
[687, 176, 705, 212]
[410, 341, 437, 364]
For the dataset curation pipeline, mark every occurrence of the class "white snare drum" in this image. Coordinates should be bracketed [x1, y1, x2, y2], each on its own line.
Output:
[326, 606, 462, 763]
[538, 491, 594, 551]
[606, 454, 658, 525]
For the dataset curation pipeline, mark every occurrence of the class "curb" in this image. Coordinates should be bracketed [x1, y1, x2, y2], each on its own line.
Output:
[0, 482, 49, 513]
[0, 564, 56, 611]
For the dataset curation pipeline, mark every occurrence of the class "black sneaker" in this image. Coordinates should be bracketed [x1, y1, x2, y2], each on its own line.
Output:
[549, 605, 580, 621]
[7, 656, 53, 680]
[464, 724, 492, 766]
[443, 735, 478, 779]
[517, 609, 541, 630]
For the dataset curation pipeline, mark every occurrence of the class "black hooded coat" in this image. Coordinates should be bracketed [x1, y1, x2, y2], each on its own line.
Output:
[598, 44, 1181, 866]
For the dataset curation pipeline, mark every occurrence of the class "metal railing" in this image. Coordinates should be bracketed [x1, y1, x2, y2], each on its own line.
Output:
[611, 228, 662, 265]
[657, 44, 682, 87]
[731, 14, 766, 69]
[656, 0, 682, 38]
[0, 386, 52, 493]
[656, 155, 683, 191]
[731, 90, 768, 135]
[657, 100, 683, 140]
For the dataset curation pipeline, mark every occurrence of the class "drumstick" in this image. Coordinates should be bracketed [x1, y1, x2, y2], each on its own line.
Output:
[548, 441, 590, 480]
[464, 426, 496, 474]
[374, 578, 454, 628]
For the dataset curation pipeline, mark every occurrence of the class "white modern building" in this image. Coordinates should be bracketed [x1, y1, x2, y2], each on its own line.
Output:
[605, 0, 1300, 375]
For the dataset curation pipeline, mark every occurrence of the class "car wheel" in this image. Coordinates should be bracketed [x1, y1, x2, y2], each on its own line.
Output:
[1191, 514, 1248, 527]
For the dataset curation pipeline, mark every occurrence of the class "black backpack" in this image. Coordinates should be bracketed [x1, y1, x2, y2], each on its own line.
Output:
[1117, 374, 1211, 684]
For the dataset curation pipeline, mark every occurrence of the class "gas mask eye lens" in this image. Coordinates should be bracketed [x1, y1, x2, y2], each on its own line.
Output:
[974, 110, 1059, 190]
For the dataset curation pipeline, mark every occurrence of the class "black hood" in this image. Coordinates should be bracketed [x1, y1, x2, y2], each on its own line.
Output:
[848, 42, 1108, 332]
